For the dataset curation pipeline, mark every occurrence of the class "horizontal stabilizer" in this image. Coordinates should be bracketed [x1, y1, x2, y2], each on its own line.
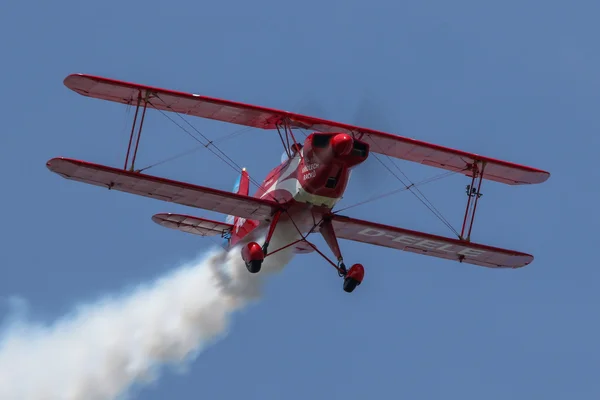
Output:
[152, 213, 232, 237]
[46, 158, 279, 221]
[330, 214, 533, 268]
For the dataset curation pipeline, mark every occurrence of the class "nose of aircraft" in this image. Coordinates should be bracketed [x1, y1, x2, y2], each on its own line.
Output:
[331, 133, 353, 156]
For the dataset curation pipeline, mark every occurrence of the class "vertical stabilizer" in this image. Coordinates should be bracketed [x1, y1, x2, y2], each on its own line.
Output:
[225, 168, 250, 225]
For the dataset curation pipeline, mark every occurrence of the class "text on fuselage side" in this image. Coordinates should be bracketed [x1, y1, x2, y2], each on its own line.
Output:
[357, 228, 486, 257]
[301, 163, 319, 173]
[302, 163, 319, 181]
[304, 171, 316, 180]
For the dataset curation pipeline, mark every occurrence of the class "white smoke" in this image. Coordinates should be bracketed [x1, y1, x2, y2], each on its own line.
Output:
[0, 224, 300, 400]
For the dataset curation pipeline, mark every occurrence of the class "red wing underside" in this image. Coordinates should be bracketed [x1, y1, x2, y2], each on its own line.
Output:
[152, 213, 233, 236]
[46, 158, 279, 221]
[64, 74, 550, 185]
[330, 215, 533, 268]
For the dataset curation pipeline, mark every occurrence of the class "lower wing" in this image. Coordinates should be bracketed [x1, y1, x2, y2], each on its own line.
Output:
[329, 214, 533, 268]
[46, 158, 280, 221]
[152, 213, 233, 237]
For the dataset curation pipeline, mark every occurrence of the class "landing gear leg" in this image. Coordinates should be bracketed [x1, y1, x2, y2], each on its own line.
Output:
[241, 210, 282, 274]
[319, 219, 365, 293]
[261, 209, 281, 257]
[338, 262, 348, 277]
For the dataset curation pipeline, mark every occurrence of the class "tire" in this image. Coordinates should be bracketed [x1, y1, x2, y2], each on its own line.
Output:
[343, 277, 359, 293]
[246, 259, 262, 273]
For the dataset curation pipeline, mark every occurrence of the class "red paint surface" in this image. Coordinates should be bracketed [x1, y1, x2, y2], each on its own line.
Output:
[242, 242, 264, 262]
[347, 264, 365, 283]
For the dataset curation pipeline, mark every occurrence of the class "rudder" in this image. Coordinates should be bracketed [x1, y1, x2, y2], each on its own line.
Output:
[225, 168, 250, 225]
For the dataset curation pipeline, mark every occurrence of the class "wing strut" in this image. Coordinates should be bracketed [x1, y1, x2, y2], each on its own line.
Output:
[460, 161, 486, 241]
[124, 90, 150, 171]
[275, 119, 304, 158]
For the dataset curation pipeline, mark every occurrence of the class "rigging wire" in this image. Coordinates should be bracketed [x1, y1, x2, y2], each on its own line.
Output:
[370, 152, 460, 237]
[366, 139, 461, 237]
[136, 143, 207, 173]
[146, 99, 266, 191]
[141, 98, 290, 203]
[136, 126, 253, 173]
[333, 169, 458, 214]
[131, 97, 463, 237]
[298, 128, 461, 236]
[212, 126, 254, 144]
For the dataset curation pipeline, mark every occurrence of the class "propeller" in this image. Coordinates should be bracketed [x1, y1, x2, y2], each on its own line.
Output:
[347, 91, 393, 188]
[293, 91, 394, 190]
[293, 95, 331, 122]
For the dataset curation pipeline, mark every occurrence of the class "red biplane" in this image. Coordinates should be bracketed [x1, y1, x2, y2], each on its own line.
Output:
[47, 74, 550, 293]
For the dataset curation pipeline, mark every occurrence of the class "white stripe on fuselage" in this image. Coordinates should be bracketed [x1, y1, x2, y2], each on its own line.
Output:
[259, 152, 340, 208]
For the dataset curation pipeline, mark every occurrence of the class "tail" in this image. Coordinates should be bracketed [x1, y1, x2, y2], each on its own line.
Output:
[225, 168, 250, 225]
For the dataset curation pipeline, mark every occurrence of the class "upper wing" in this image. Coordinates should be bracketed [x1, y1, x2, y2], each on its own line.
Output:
[64, 74, 285, 129]
[152, 213, 233, 236]
[329, 214, 533, 268]
[309, 125, 549, 185]
[64, 74, 549, 185]
[47, 158, 279, 221]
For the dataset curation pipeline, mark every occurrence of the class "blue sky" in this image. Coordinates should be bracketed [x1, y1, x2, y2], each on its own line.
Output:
[2, 0, 600, 398]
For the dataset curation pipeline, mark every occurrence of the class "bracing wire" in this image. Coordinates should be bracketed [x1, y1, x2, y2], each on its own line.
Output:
[365, 137, 461, 237]
[145, 98, 266, 191]
[333, 169, 458, 214]
[133, 97, 464, 236]
[136, 126, 253, 173]
[298, 127, 461, 237]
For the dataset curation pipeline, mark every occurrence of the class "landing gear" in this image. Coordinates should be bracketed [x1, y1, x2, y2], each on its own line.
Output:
[240, 212, 367, 293]
[320, 219, 365, 294]
[341, 263, 365, 293]
[241, 241, 264, 273]
[240, 210, 282, 274]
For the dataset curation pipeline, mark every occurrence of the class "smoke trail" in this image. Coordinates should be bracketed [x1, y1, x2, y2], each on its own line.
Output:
[0, 225, 299, 400]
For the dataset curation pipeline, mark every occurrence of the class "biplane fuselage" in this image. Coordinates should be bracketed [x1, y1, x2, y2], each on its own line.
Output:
[228, 132, 368, 252]
[47, 73, 550, 294]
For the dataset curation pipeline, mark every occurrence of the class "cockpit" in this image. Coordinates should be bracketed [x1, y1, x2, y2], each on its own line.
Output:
[280, 143, 304, 163]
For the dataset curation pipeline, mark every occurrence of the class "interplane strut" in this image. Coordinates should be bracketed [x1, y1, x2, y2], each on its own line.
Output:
[460, 161, 486, 241]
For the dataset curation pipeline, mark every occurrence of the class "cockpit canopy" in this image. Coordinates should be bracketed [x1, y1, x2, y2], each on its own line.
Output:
[280, 143, 304, 163]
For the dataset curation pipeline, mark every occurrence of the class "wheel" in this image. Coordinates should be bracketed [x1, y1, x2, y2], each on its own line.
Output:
[245, 259, 263, 273]
[241, 241, 264, 274]
[343, 277, 360, 293]
[342, 263, 364, 293]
